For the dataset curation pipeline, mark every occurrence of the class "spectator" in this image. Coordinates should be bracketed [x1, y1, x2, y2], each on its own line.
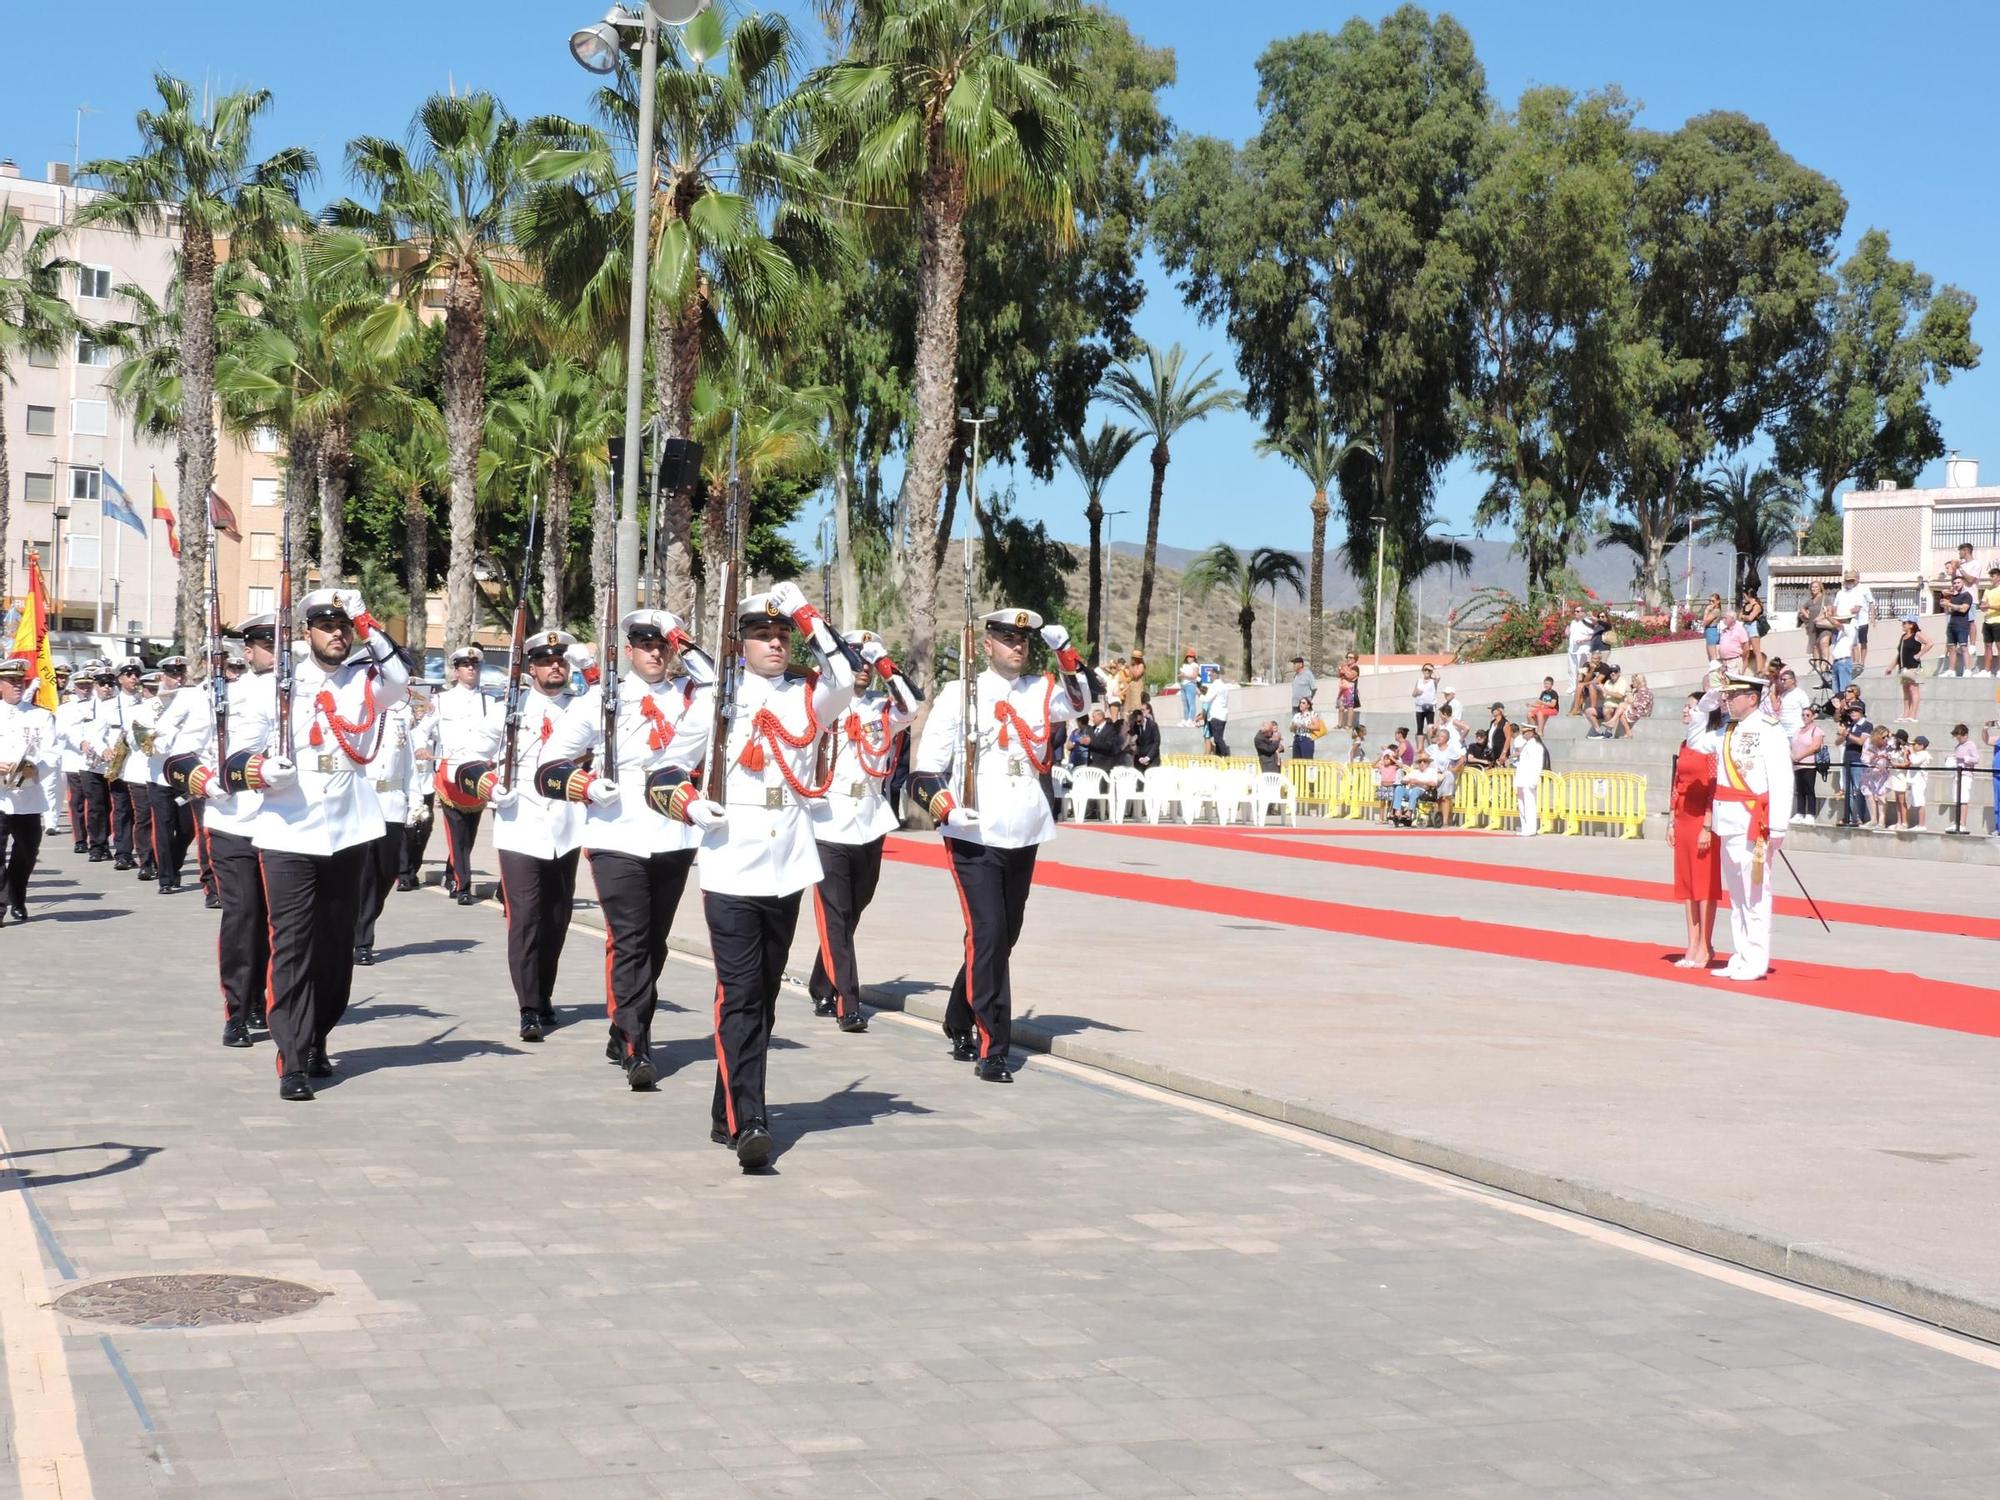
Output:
[1335, 652, 1362, 728]
[1739, 593, 1769, 675]
[1838, 700, 1873, 826]
[1290, 696, 1324, 760]
[1798, 579, 1835, 662]
[1716, 608, 1750, 677]
[1485, 702, 1516, 764]
[1947, 541, 1983, 594]
[1584, 665, 1627, 739]
[1983, 567, 2000, 677]
[1253, 720, 1284, 774]
[1464, 730, 1496, 771]
[1127, 650, 1147, 698]
[1527, 677, 1561, 730]
[1942, 579, 1974, 677]
[1176, 651, 1201, 725]
[1065, 721, 1089, 771]
[1411, 665, 1438, 738]
[1202, 675, 1233, 758]
[1612, 674, 1654, 737]
[1101, 654, 1129, 720]
[1435, 687, 1464, 743]
[1129, 695, 1161, 772]
[1835, 569, 1876, 669]
[1670, 692, 1724, 966]
[1289, 654, 1316, 712]
[1889, 617, 1932, 722]
[1393, 726, 1416, 767]
[1885, 729, 1913, 829]
[1701, 593, 1726, 663]
[1588, 608, 1613, 656]
[1907, 735, 1931, 830]
[1375, 746, 1403, 821]
[1393, 745, 1442, 825]
[1565, 605, 1594, 698]
[1081, 706, 1127, 775]
[1829, 608, 1859, 694]
[1860, 725, 1893, 827]
[1347, 724, 1370, 762]
[1772, 665, 1821, 825]
[1947, 723, 1977, 834]
[1985, 721, 2000, 836]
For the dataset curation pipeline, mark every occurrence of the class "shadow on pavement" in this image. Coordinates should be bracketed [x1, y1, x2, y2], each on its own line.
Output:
[371, 937, 480, 962]
[1019, 1011, 1134, 1037]
[0, 1142, 162, 1192]
[341, 1001, 449, 1026]
[769, 1078, 935, 1163]
[315, 1025, 526, 1085]
[34, 908, 129, 922]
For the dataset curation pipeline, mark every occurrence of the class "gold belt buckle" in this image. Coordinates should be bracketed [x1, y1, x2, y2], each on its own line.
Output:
[1008, 756, 1026, 778]
[848, 780, 866, 799]
[316, 754, 336, 774]
[765, 786, 784, 810]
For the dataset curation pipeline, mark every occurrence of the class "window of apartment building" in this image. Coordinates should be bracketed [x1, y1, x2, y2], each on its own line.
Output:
[76, 266, 112, 300]
[24, 473, 54, 503]
[245, 586, 275, 616]
[21, 540, 52, 575]
[251, 426, 281, 455]
[67, 535, 100, 571]
[27, 343, 58, 368]
[250, 477, 280, 508]
[75, 332, 112, 367]
[70, 399, 107, 435]
[25, 405, 55, 435]
[249, 531, 278, 561]
[71, 467, 100, 502]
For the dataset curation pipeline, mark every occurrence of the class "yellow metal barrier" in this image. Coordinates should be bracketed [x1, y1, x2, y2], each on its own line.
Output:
[1556, 770, 1647, 838]
[1454, 768, 1511, 830]
[1284, 760, 1344, 817]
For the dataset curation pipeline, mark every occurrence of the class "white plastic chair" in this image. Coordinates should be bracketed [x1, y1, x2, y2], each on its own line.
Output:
[1063, 766, 1111, 822]
[1179, 768, 1222, 825]
[1108, 766, 1147, 825]
[1219, 772, 1260, 826]
[1254, 772, 1299, 828]
[1143, 766, 1184, 824]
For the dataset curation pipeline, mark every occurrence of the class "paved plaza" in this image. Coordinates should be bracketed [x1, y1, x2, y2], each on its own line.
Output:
[3, 820, 1999, 1498]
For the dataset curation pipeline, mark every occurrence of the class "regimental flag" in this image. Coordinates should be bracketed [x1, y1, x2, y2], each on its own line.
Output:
[208, 485, 242, 541]
[100, 471, 147, 538]
[8, 553, 59, 710]
[151, 473, 181, 559]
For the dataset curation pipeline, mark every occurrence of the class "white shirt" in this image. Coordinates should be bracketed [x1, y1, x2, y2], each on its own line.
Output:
[121, 692, 162, 785]
[541, 671, 710, 859]
[1412, 678, 1436, 707]
[370, 702, 421, 823]
[491, 689, 581, 860]
[1566, 619, 1593, 654]
[0, 700, 57, 816]
[1206, 680, 1233, 720]
[435, 681, 505, 764]
[1712, 710, 1795, 839]
[1834, 584, 1874, 628]
[1771, 685, 1809, 738]
[54, 696, 95, 773]
[812, 686, 917, 846]
[1830, 619, 1857, 662]
[915, 669, 1084, 851]
[153, 681, 217, 763]
[248, 640, 411, 856]
[696, 665, 856, 897]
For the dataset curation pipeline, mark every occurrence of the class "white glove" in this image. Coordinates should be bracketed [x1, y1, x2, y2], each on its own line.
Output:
[404, 808, 423, 828]
[685, 798, 728, 830]
[260, 755, 298, 791]
[586, 778, 622, 807]
[679, 645, 717, 687]
[768, 581, 810, 620]
[1040, 623, 1072, 654]
[488, 782, 518, 809]
[944, 806, 982, 830]
[336, 588, 366, 621]
[859, 639, 889, 666]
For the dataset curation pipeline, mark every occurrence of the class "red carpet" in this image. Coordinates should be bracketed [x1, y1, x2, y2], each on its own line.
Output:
[884, 837, 2000, 1040]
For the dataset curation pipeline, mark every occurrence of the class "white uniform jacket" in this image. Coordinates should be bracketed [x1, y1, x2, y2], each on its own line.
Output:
[153, 682, 217, 766]
[491, 690, 580, 861]
[0, 700, 57, 816]
[696, 665, 856, 898]
[1710, 708, 1794, 841]
[408, 708, 440, 784]
[370, 702, 423, 824]
[811, 686, 916, 846]
[435, 682, 506, 765]
[541, 671, 711, 858]
[121, 692, 162, 787]
[914, 669, 1085, 850]
[54, 697, 95, 774]
[191, 672, 279, 839]
[248, 639, 411, 856]
[83, 695, 123, 768]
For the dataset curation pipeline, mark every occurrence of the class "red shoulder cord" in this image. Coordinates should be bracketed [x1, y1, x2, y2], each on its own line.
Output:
[309, 669, 383, 765]
[737, 673, 834, 800]
[993, 676, 1060, 775]
[638, 694, 675, 752]
[843, 700, 898, 781]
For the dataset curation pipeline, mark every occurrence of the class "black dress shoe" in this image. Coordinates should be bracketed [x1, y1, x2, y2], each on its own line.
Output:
[734, 1123, 773, 1170]
[89, 850, 109, 863]
[304, 1045, 334, 1079]
[455, 890, 476, 906]
[838, 1012, 869, 1034]
[973, 1056, 1013, 1084]
[395, 875, 419, 892]
[279, 1072, 315, 1102]
[73, 841, 87, 854]
[6, 904, 25, 923]
[625, 1053, 658, 1090]
[948, 1031, 979, 1062]
[204, 893, 223, 910]
[251, 1008, 267, 1029]
[537, 1006, 556, 1028]
[812, 997, 836, 1017]
[353, 946, 374, 967]
[156, 880, 179, 895]
[137, 865, 156, 881]
[519, 1013, 544, 1043]
[710, 1124, 733, 1147]
[222, 1020, 252, 1048]
[112, 856, 134, 871]
[605, 1034, 625, 1065]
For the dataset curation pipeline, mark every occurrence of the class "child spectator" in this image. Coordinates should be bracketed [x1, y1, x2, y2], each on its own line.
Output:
[1907, 735, 1932, 831]
[1947, 723, 1977, 834]
[1861, 726, 1894, 827]
[1527, 677, 1560, 729]
[1885, 730, 1912, 829]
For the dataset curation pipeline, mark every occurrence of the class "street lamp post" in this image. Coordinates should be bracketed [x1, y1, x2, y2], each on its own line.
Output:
[51, 504, 70, 630]
[1101, 508, 1130, 655]
[570, 0, 713, 615]
[1370, 514, 1387, 665]
[1442, 534, 1461, 655]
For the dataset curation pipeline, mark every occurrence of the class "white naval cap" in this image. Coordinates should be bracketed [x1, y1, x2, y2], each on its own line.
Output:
[619, 608, 687, 641]
[841, 627, 881, 649]
[236, 612, 277, 637]
[736, 592, 793, 627]
[1721, 671, 1767, 692]
[522, 627, 578, 658]
[155, 655, 191, 675]
[297, 587, 364, 623]
[981, 607, 1043, 633]
[449, 643, 485, 665]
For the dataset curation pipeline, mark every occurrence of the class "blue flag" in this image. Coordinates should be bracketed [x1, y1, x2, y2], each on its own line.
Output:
[101, 472, 147, 538]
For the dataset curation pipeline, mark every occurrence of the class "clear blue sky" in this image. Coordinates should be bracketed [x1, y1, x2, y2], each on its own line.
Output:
[6, 0, 1994, 563]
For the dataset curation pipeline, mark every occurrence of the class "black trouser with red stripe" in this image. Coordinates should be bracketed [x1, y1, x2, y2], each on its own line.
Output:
[588, 847, 695, 1060]
[146, 784, 193, 884]
[79, 772, 110, 855]
[194, 805, 216, 897]
[353, 823, 401, 948]
[0, 815, 43, 912]
[65, 772, 85, 845]
[440, 805, 482, 896]
[257, 842, 366, 1074]
[497, 848, 579, 1018]
[117, 779, 151, 866]
[943, 839, 1039, 1063]
[809, 837, 886, 1021]
[705, 889, 802, 1135]
[401, 798, 435, 880]
[209, 829, 269, 1027]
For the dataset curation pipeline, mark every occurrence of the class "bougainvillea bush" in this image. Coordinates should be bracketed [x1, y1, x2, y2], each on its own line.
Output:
[1454, 586, 1701, 663]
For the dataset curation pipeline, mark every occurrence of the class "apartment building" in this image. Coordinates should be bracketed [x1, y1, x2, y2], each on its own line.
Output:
[2, 156, 284, 642]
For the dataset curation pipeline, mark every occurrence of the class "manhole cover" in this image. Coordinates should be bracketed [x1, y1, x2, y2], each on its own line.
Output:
[54, 1274, 326, 1329]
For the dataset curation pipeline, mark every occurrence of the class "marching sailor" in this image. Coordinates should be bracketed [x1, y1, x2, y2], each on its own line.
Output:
[0, 660, 58, 923]
[1704, 671, 1794, 982]
[399, 683, 440, 891]
[115, 660, 155, 878]
[486, 628, 582, 1042]
[806, 628, 919, 1033]
[145, 657, 201, 895]
[651, 582, 855, 1168]
[536, 608, 712, 1087]
[55, 673, 94, 852]
[434, 645, 502, 904]
[221, 588, 409, 1100]
[77, 665, 119, 862]
[910, 608, 1091, 1081]
[352, 690, 424, 967]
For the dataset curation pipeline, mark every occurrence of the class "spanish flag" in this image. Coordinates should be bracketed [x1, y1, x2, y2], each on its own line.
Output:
[151, 473, 181, 559]
[7, 552, 59, 710]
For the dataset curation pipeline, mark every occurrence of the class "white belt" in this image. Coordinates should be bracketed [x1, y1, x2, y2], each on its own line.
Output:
[728, 786, 803, 811]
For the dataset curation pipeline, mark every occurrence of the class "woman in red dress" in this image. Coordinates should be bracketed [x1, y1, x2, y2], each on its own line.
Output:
[1669, 692, 1724, 968]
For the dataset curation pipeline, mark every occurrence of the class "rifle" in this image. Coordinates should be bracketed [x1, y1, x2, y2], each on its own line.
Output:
[958, 457, 979, 813]
[276, 504, 295, 759]
[207, 501, 229, 769]
[601, 568, 619, 785]
[704, 413, 743, 800]
[501, 492, 542, 792]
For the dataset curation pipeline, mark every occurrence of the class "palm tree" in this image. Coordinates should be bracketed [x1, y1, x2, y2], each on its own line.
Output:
[520, 10, 842, 614]
[490, 360, 620, 627]
[1698, 462, 1804, 597]
[355, 417, 446, 643]
[80, 74, 316, 648]
[324, 92, 536, 648]
[800, 0, 1097, 687]
[1255, 412, 1375, 671]
[1099, 341, 1244, 652]
[1181, 542, 1306, 681]
[1058, 423, 1142, 657]
[0, 203, 77, 604]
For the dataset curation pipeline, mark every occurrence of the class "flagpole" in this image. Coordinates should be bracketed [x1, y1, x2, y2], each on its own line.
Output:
[96, 489, 108, 633]
[145, 466, 154, 640]
[113, 480, 123, 637]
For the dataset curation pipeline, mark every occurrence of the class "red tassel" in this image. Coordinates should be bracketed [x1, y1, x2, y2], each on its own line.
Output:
[739, 738, 765, 773]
